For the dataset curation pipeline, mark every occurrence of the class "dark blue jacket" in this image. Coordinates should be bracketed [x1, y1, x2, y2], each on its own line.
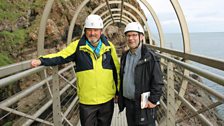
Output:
[118, 44, 164, 125]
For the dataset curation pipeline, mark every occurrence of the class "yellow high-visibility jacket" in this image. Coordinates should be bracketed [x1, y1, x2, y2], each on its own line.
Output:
[39, 34, 120, 105]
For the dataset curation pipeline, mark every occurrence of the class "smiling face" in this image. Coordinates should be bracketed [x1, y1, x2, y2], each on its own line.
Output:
[85, 28, 102, 46]
[125, 31, 144, 50]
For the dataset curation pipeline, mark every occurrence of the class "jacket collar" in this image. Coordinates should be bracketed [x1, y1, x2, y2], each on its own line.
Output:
[121, 44, 152, 67]
[79, 34, 109, 46]
[79, 34, 111, 55]
[140, 44, 150, 58]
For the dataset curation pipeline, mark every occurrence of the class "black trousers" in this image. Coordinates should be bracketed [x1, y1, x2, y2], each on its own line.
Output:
[124, 98, 156, 126]
[79, 99, 114, 126]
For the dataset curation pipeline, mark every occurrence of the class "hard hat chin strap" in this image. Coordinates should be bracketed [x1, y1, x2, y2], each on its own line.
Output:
[133, 33, 143, 49]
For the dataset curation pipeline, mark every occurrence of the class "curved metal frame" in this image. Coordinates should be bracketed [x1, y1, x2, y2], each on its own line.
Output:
[36, 0, 194, 125]
[37, 0, 55, 55]
[104, 20, 128, 33]
[103, 14, 132, 23]
[104, 18, 129, 27]
[100, 9, 139, 23]
[67, 0, 90, 44]
[170, 0, 191, 112]
[37, 0, 191, 55]
[90, 1, 152, 44]
[139, 0, 165, 47]
[170, 0, 191, 53]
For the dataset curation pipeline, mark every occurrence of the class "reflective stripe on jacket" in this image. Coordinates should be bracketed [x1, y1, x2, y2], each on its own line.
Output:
[40, 34, 120, 105]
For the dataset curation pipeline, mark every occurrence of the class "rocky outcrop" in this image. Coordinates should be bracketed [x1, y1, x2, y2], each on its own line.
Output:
[0, 0, 145, 66]
[104, 25, 127, 55]
[175, 74, 224, 126]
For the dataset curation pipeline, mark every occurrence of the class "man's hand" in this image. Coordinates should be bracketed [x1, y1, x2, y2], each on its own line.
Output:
[114, 95, 118, 103]
[145, 101, 157, 108]
[31, 59, 41, 67]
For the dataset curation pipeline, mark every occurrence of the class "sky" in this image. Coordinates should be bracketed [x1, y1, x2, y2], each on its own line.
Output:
[139, 0, 224, 33]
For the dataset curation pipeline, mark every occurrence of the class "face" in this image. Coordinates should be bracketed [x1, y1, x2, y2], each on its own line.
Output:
[85, 28, 102, 44]
[125, 31, 144, 49]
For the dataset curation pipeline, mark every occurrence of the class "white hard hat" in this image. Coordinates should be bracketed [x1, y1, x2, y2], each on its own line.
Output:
[124, 22, 144, 34]
[84, 14, 104, 29]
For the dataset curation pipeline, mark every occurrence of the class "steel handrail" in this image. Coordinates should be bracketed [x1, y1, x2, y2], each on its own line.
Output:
[0, 60, 32, 78]
[159, 53, 224, 86]
[149, 44, 224, 71]
[0, 66, 46, 88]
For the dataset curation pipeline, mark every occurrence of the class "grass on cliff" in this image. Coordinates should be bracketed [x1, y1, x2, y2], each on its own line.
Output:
[0, 0, 45, 22]
[0, 0, 24, 21]
[0, 53, 13, 67]
[0, 29, 26, 66]
[0, 0, 46, 67]
[0, 29, 27, 45]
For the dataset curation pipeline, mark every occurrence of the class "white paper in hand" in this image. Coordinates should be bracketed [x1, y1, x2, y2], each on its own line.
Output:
[141, 91, 150, 109]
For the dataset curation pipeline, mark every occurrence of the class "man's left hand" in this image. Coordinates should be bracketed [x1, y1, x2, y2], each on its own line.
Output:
[145, 101, 156, 108]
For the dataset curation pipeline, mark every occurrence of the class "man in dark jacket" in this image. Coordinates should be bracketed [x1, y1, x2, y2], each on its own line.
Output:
[118, 22, 164, 126]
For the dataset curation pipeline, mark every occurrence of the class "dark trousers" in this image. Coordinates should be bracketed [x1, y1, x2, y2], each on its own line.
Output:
[79, 99, 114, 126]
[124, 98, 156, 126]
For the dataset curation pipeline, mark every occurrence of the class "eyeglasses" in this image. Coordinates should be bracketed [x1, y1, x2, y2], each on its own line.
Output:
[125, 34, 139, 38]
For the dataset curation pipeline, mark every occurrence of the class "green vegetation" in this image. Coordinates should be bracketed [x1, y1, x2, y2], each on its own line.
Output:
[16, 1, 30, 11]
[0, 0, 11, 10]
[0, 53, 13, 67]
[0, 0, 25, 21]
[0, 0, 46, 22]
[31, 0, 46, 9]
[0, 29, 27, 66]
[0, 0, 49, 67]
[0, 0, 45, 67]
[0, 29, 27, 45]
[0, 11, 22, 22]
[3, 121, 13, 126]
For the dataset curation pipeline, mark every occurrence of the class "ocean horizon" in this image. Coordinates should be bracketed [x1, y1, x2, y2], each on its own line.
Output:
[153, 32, 224, 118]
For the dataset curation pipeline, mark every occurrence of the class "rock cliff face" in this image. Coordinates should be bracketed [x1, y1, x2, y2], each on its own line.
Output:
[175, 74, 224, 126]
[0, 0, 143, 66]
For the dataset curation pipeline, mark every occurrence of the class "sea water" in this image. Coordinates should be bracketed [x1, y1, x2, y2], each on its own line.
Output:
[153, 32, 224, 119]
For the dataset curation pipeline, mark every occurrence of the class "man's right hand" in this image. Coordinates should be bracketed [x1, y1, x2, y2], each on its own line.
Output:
[31, 59, 41, 67]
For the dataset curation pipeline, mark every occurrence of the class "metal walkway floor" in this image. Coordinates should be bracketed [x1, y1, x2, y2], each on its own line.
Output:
[76, 104, 127, 126]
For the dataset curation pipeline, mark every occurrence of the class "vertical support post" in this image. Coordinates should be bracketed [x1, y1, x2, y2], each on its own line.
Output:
[52, 66, 62, 126]
[167, 61, 175, 126]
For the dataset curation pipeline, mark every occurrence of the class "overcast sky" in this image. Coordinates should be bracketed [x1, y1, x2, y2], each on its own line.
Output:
[139, 0, 224, 33]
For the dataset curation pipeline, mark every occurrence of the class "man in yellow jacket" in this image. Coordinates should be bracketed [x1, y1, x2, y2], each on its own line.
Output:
[31, 14, 120, 126]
